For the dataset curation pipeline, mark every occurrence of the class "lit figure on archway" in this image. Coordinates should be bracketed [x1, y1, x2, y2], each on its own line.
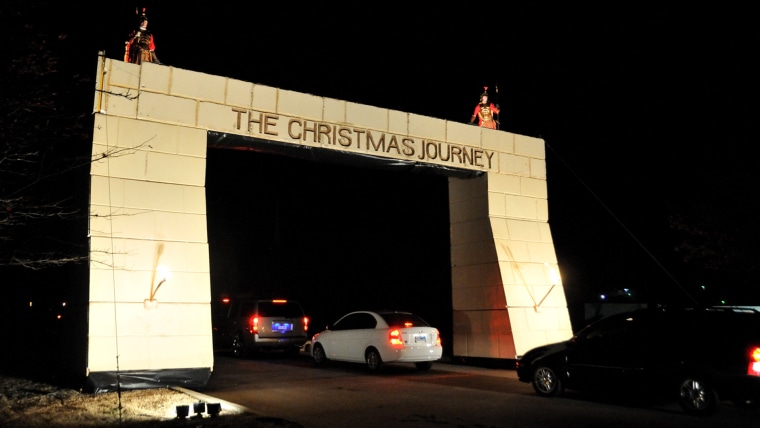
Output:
[469, 87, 500, 129]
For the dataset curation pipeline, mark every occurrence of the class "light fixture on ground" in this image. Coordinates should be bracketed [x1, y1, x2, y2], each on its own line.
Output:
[206, 402, 222, 417]
[193, 401, 206, 418]
[175, 405, 189, 419]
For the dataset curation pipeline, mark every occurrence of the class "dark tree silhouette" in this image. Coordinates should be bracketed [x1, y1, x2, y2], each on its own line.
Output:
[1, 1, 93, 270]
[667, 134, 760, 304]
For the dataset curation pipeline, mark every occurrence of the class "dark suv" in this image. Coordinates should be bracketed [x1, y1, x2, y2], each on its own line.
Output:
[516, 306, 760, 416]
[215, 298, 309, 357]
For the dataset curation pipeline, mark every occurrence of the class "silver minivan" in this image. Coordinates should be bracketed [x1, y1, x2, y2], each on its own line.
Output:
[220, 298, 309, 357]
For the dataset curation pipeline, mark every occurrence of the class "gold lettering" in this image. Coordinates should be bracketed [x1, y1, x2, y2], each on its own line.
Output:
[288, 119, 302, 140]
[473, 149, 483, 167]
[263, 114, 278, 136]
[462, 146, 473, 165]
[234, 110, 497, 171]
[437, 142, 451, 162]
[401, 138, 415, 156]
[338, 127, 352, 146]
[302, 120, 318, 143]
[450, 146, 463, 163]
[354, 129, 366, 148]
[425, 140, 438, 160]
[231, 108, 246, 130]
[367, 131, 385, 152]
[387, 136, 401, 155]
[247, 111, 263, 134]
[317, 123, 332, 144]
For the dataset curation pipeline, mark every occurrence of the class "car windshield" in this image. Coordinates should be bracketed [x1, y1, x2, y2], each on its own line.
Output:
[379, 312, 430, 328]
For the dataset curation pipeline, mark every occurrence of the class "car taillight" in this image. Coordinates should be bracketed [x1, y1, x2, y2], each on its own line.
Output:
[304, 316, 310, 332]
[389, 329, 404, 346]
[748, 346, 760, 377]
[435, 329, 441, 346]
[250, 316, 259, 333]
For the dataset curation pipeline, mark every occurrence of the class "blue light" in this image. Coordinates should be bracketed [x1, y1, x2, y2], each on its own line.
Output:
[272, 322, 294, 333]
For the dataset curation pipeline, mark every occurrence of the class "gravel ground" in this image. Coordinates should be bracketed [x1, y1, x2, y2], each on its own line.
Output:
[0, 314, 304, 427]
[0, 374, 303, 427]
[0, 314, 306, 427]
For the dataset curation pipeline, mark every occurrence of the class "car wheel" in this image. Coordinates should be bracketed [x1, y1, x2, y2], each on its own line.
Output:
[415, 362, 433, 371]
[366, 348, 383, 372]
[231, 333, 247, 358]
[313, 343, 327, 367]
[678, 375, 720, 416]
[531, 366, 563, 397]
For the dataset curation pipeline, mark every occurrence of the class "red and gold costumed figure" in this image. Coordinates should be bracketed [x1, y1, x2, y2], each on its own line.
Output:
[469, 87, 500, 129]
[125, 8, 160, 64]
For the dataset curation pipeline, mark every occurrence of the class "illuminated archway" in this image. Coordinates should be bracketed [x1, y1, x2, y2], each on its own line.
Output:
[86, 52, 572, 390]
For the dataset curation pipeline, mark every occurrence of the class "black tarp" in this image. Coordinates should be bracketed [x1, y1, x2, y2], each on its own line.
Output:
[207, 131, 484, 179]
[86, 367, 212, 393]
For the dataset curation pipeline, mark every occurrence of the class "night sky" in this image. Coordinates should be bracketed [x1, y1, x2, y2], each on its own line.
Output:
[12, 2, 760, 330]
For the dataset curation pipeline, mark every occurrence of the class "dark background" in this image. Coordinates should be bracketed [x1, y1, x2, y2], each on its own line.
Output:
[205, 148, 453, 335]
[100, 3, 759, 305]
[4, 2, 760, 370]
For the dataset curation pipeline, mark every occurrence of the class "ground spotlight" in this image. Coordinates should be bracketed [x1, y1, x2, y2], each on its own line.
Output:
[206, 402, 222, 417]
[193, 401, 206, 418]
[175, 405, 189, 419]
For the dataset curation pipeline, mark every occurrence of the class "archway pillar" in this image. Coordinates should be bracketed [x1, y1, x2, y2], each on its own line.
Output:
[449, 155, 573, 359]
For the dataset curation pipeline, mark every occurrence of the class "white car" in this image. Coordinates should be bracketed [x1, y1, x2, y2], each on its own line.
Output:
[311, 310, 443, 371]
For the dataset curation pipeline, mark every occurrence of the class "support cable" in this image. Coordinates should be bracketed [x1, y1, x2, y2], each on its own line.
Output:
[96, 51, 124, 421]
[544, 140, 699, 307]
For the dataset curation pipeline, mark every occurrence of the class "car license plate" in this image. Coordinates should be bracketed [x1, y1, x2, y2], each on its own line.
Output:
[272, 322, 294, 333]
[414, 334, 427, 343]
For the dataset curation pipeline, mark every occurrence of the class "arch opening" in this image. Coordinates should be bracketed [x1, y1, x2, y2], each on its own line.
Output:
[206, 137, 456, 353]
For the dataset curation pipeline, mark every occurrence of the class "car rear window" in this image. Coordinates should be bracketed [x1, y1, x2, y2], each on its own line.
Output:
[257, 301, 304, 318]
[379, 313, 430, 327]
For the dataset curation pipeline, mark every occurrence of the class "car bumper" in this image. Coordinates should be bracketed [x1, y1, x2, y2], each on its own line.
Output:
[250, 336, 307, 349]
[383, 346, 443, 363]
[719, 374, 760, 402]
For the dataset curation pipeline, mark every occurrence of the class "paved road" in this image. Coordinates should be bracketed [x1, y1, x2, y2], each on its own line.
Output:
[201, 352, 759, 428]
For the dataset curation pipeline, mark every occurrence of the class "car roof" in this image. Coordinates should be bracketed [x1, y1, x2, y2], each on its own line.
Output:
[229, 296, 301, 303]
[580, 306, 760, 335]
[349, 310, 415, 315]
